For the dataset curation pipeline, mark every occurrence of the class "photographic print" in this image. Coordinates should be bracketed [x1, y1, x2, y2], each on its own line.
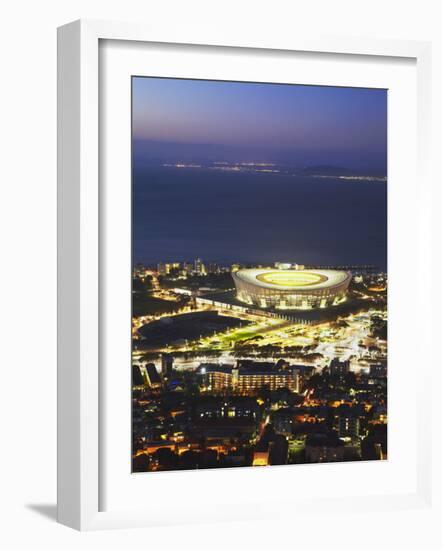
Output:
[131, 77, 387, 473]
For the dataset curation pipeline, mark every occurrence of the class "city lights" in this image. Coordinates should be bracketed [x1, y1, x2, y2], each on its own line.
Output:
[132, 257, 387, 472]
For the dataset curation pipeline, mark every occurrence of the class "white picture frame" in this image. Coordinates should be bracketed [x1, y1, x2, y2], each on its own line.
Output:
[57, 19, 433, 531]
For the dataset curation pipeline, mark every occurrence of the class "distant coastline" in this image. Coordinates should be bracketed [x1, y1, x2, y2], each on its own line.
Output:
[148, 159, 387, 181]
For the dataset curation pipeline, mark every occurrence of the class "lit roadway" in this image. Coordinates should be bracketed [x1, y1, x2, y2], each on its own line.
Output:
[133, 306, 387, 372]
[131, 272, 387, 370]
[143, 269, 180, 301]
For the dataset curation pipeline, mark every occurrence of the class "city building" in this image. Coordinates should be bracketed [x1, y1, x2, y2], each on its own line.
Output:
[337, 415, 360, 439]
[198, 361, 299, 394]
[235, 366, 299, 393]
[305, 432, 345, 463]
[274, 262, 293, 270]
[369, 363, 387, 377]
[199, 364, 232, 392]
[194, 258, 206, 275]
[206, 262, 220, 274]
[252, 449, 269, 466]
[182, 262, 194, 275]
[157, 262, 180, 276]
[253, 424, 288, 465]
[161, 353, 174, 378]
[271, 409, 294, 436]
[232, 268, 351, 310]
[143, 363, 162, 389]
[132, 365, 145, 388]
[195, 397, 261, 421]
[274, 262, 306, 270]
[329, 358, 350, 376]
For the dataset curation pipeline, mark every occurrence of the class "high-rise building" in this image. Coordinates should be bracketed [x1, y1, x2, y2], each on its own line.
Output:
[165, 262, 180, 274]
[143, 363, 162, 389]
[161, 353, 174, 378]
[182, 262, 193, 276]
[132, 365, 145, 387]
[206, 262, 220, 274]
[194, 258, 206, 275]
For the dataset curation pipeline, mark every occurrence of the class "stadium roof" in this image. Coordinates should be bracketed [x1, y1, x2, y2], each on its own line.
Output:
[233, 269, 351, 291]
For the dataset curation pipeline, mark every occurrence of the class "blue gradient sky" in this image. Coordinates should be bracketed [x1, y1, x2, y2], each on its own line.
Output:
[132, 77, 387, 172]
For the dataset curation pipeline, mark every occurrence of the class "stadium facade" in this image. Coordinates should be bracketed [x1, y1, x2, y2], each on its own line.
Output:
[232, 268, 351, 310]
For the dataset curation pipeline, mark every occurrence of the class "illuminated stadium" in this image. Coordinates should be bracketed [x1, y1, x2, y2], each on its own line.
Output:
[232, 269, 352, 310]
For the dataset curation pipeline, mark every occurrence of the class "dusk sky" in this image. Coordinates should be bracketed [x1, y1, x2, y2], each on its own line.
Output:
[132, 77, 387, 172]
[132, 77, 387, 268]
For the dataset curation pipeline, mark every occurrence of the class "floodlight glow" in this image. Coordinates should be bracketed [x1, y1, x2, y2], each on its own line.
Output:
[256, 271, 328, 287]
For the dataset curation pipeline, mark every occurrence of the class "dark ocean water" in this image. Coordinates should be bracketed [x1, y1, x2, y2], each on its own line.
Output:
[133, 168, 387, 270]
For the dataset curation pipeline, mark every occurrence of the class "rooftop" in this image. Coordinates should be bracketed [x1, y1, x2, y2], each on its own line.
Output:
[233, 268, 351, 291]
